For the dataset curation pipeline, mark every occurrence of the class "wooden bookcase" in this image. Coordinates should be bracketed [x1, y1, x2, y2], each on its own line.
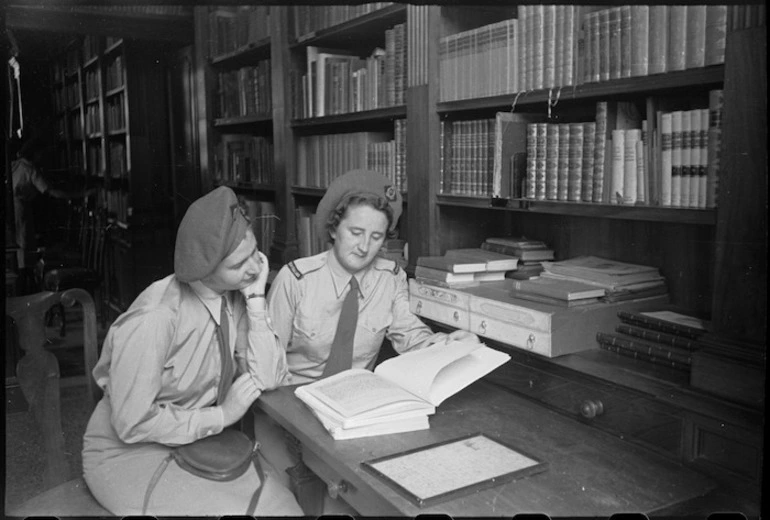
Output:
[48, 37, 174, 315]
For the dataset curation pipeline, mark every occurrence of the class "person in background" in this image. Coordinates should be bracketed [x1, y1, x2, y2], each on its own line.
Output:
[81, 186, 302, 516]
[10, 137, 92, 252]
[257, 168, 479, 514]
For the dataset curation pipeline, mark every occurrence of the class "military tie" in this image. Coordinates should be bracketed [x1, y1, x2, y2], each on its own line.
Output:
[322, 277, 360, 378]
[216, 295, 235, 404]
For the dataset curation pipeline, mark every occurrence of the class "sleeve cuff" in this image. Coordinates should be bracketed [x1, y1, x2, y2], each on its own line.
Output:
[198, 406, 225, 438]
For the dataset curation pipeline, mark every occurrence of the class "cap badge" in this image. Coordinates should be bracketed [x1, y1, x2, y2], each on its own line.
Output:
[384, 185, 397, 201]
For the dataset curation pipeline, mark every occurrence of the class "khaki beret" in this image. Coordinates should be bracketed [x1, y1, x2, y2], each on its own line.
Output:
[314, 169, 403, 241]
[174, 186, 250, 283]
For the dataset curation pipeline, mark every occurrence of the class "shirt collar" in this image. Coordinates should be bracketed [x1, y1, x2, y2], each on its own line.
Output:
[325, 250, 366, 299]
[188, 280, 229, 325]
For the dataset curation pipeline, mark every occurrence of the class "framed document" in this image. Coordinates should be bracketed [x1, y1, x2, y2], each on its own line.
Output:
[361, 432, 547, 507]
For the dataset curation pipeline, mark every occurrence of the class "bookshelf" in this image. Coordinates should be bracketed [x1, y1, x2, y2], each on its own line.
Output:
[49, 37, 174, 315]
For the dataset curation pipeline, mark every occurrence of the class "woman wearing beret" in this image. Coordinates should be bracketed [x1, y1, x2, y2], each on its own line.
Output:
[81, 187, 302, 516]
[259, 169, 478, 513]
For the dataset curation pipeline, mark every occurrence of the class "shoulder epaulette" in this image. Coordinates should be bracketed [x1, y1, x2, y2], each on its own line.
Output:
[373, 257, 400, 275]
[287, 252, 327, 279]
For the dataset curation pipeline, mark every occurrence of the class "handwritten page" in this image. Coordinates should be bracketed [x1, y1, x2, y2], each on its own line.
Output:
[364, 433, 546, 506]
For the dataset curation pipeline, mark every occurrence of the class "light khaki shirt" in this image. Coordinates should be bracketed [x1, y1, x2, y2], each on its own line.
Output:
[268, 250, 447, 384]
[91, 274, 289, 446]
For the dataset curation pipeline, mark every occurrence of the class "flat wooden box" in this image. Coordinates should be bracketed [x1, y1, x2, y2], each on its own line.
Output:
[409, 279, 669, 357]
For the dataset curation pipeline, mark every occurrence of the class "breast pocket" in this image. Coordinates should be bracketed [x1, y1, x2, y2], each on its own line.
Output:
[292, 312, 335, 363]
[357, 312, 391, 358]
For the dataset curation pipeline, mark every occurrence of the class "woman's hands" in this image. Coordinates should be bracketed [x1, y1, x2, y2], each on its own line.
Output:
[445, 329, 480, 344]
[240, 250, 270, 301]
[220, 373, 262, 428]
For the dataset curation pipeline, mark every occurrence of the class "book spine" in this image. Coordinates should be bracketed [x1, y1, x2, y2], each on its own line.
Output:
[685, 5, 707, 70]
[580, 122, 596, 202]
[680, 109, 692, 208]
[635, 135, 646, 204]
[593, 101, 608, 202]
[535, 123, 547, 200]
[567, 122, 584, 202]
[616, 324, 700, 351]
[598, 9, 611, 82]
[562, 5, 576, 87]
[705, 5, 728, 66]
[667, 5, 687, 72]
[590, 11, 602, 83]
[623, 128, 640, 205]
[556, 124, 570, 201]
[532, 5, 545, 90]
[706, 89, 723, 208]
[545, 123, 559, 200]
[660, 111, 673, 206]
[697, 108, 708, 209]
[670, 111, 683, 207]
[596, 332, 691, 371]
[610, 128, 625, 204]
[525, 123, 537, 199]
[620, 5, 632, 79]
[648, 6, 668, 75]
[608, 7, 622, 80]
[616, 310, 704, 339]
[543, 5, 557, 89]
[630, 6, 649, 77]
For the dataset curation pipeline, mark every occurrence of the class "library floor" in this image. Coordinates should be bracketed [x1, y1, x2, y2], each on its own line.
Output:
[4, 311, 109, 514]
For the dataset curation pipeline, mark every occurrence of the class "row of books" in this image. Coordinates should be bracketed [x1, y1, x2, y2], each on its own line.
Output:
[439, 5, 727, 102]
[108, 141, 126, 178]
[207, 5, 271, 59]
[84, 69, 100, 100]
[68, 112, 83, 140]
[84, 104, 101, 135]
[367, 119, 407, 193]
[86, 143, 103, 177]
[215, 61, 272, 120]
[296, 131, 396, 190]
[104, 55, 125, 92]
[596, 310, 709, 372]
[54, 82, 82, 112]
[82, 35, 101, 63]
[291, 3, 394, 41]
[105, 94, 126, 132]
[105, 189, 130, 223]
[214, 134, 275, 186]
[295, 205, 325, 257]
[239, 197, 277, 256]
[298, 24, 407, 119]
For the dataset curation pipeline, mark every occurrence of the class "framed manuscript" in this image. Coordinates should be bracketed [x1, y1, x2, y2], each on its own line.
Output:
[361, 433, 547, 507]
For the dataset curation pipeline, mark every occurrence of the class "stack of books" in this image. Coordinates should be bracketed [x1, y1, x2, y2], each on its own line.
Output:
[294, 340, 510, 439]
[540, 255, 668, 302]
[595, 310, 708, 372]
[416, 248, 519, 288]
[481, 237, 555, 280]
[510, 277, 606, 307]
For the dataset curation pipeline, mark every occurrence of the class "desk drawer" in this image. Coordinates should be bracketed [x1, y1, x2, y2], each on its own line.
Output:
[408, 279, 471, 330]
[488, 360, 684, 459]
[469, 312, 553, 357]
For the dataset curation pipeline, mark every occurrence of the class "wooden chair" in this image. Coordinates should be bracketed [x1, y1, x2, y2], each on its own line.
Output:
[5, 288, 110, 516]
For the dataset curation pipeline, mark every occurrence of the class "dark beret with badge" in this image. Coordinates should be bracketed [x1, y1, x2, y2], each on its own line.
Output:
[174, 186, 250, 283]
[314, 168, 403, 241]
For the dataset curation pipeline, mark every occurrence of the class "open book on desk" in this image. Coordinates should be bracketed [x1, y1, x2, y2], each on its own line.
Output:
[295, 340, 511, 439]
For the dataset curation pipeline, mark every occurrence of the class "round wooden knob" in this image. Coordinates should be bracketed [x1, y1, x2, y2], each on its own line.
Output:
[327, 480, 348, 499]
[580, 399, 604, 419]
[479, 320, 487, 334]
[453, 311, 460, 322]
[416, 301, 422, 314]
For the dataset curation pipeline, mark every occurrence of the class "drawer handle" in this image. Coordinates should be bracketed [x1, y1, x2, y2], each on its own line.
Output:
[453, 310, 460, 322]
[580, 399, 604, 419]
[526, 333, 535, 350]
[327, 480, 348, 500]
[416, 301, 422, 314]
[479, 320, 487, 334]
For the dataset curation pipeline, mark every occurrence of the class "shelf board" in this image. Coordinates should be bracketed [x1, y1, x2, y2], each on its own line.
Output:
[437, 65, 725, 115]
[214, 181, 276, 193]
[83, 55, 99, 68]
[291, 4, 407, 50]
[107, 129, 127, 136]
[292, 105, 406, 128]
[292, 186, 326, 198]
[104, 39, 123, 56]
[436, 195, 716, 225]
[214, 114, 272, 127]
[210, 37, 271, 68]
[105, 85, 125, 97]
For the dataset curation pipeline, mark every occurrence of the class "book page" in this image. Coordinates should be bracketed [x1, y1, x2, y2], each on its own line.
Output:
[363, 433, 545, 507]
[374, 340, 483, 402]
[427, 346, 511, 406]
[305, 369, 428, 418]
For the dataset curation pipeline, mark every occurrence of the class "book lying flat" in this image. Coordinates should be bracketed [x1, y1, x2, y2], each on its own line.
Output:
[415, 265, 477, 284]
[542, 256, 661, 286]
[417, 255, 487, 274]
[511, 277, 607, 301]
[481, 241, 555, 262]
[295, 340, 511, 439]
[445, 248, 520, 271]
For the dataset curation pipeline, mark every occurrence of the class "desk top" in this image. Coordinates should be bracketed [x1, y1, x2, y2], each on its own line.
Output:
[258, 379, 715, 517]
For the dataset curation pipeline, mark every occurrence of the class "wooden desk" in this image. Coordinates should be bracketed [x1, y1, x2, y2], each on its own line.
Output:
[257, 379, 715, 516]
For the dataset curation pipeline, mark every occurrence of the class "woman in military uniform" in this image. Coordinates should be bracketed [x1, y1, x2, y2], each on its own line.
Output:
[259, 169, 478, 514]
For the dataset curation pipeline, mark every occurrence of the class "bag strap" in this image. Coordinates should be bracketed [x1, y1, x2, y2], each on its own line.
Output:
[141, 442, 266, 515]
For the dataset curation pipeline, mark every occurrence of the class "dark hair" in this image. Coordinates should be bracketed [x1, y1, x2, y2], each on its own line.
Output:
[325, 193, 394, 243]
